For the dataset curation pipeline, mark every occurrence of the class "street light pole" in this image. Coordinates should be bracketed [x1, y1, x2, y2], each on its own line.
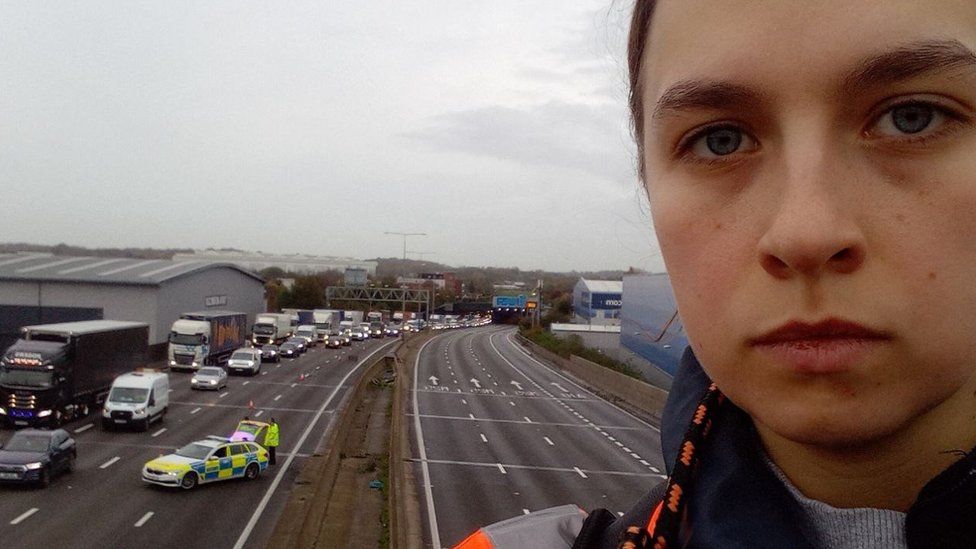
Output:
[384, 231, 427, 260]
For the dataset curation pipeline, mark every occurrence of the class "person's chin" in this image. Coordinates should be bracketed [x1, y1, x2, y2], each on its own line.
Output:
[752, 400, 908, 450]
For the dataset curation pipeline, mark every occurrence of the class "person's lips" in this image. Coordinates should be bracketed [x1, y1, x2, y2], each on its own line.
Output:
[749, 318, 892, 374]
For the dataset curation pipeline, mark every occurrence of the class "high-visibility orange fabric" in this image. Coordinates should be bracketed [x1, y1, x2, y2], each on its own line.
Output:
[645, 501, 663, 536]
[453, 529, 493, 549]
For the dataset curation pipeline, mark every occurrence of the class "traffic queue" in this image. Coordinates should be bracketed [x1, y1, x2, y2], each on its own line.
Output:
[0, 312, 399, 489]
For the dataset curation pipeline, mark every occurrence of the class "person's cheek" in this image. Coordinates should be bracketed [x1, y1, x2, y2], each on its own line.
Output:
[650, 189, 749, 362]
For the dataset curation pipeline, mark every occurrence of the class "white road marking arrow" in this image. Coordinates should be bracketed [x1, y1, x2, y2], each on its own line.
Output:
[429, 376, 439, 386]
[550, 382, 569, 392]
[510, 380, 523, 391]
[470, 378, 482, 388]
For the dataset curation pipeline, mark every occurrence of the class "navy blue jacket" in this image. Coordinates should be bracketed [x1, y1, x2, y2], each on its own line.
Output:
[583, 348, 976, 548]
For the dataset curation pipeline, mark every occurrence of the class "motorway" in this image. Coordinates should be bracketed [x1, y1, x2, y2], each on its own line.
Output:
[0, 336, 398, 549]
[411, 326, 667, 547]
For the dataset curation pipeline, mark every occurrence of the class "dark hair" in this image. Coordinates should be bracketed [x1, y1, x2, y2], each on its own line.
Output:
[628, 0, 657, 179]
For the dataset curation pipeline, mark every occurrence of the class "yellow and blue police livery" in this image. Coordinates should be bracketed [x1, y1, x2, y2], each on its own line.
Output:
[142, 436, 268, 490]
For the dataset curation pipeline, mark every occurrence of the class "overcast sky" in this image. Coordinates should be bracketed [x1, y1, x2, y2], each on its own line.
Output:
[0, 1, 664, 273]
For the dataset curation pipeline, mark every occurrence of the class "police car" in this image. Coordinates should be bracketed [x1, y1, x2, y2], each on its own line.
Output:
[142, 436, 268, 490]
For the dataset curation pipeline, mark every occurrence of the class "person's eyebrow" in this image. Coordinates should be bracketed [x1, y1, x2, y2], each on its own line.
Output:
[843, 39, 976, 94]
[651, 80, 766, 123]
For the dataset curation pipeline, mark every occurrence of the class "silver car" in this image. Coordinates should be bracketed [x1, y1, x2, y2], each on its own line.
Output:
[190, 367, 228, 391]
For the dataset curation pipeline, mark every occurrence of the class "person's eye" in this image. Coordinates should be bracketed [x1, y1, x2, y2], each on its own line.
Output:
[871, 102, 946, 137]
[678, 124, 758, 162]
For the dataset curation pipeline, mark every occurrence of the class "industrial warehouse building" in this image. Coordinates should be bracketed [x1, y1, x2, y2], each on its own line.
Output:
[172, 249, 377, 275]
[0, 253, 266, 357]
[572, 278, 623, 326]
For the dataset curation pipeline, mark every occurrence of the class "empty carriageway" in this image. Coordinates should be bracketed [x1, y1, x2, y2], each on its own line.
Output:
[411, 326, 666, 548]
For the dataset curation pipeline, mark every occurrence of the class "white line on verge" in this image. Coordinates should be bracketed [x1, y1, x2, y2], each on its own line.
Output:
[413, 335, 446, 549]
[232, 339, 398, 549]
[10, 508, 38, 525]
[134, 511, 154, 527]
[100, 456, 120, 469]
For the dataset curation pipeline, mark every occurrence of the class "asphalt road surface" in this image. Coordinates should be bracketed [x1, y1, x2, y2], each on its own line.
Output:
[0, 335, 398, 549]
[411, 326, 667, 548]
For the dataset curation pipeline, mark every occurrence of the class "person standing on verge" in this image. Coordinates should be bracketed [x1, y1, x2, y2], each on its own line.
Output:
[265, 417, 279, 465]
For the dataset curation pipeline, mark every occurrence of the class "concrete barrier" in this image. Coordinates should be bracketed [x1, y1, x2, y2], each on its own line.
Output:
[390, 332, 432, 549]
[515, 335, 668, 425]
[268, 342, 400, 548]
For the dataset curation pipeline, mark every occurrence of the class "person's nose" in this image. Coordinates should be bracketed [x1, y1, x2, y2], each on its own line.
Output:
[757, 150, 866, 280]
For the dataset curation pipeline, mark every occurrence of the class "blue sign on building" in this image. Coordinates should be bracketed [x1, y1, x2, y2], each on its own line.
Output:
[590, 292, 622, 310]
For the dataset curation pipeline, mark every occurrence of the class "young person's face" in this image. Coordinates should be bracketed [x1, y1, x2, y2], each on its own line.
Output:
[641, 1, 976, 446]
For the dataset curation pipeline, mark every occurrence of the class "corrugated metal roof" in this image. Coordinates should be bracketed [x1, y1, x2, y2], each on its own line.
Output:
[580, 278, 623, 293]
[0, 253, 264, 286]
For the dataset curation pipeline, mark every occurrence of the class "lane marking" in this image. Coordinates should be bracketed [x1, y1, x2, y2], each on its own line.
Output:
[544, 437, 554, 446]
[480, 433, 488, 443]
[461, 399, 467, 405]
[523, 416, 532, 423]
[522, 508, 530, 515]
[639, 460, 650, 466]
[100, 456, 121, 469]
[74, 424, 93, 434]
[219, 392, 229, 399]
[496, 463, 507, 474]
[574, 467, 588, 479]
[291, 383, 297, 388]
[468, 413, 475, 419]
[134, 512, 154, 527]
[274, 394, 282, 401]
[413, 335, 447, 549]
[630, 453, 641, 459]
[255, 410, 264, 418]
[510, 401, 516, 407]
[10, 508, 38, 525]
[651, 466, 660, 473]
[406, 413, 643, 430]
[243, 381, 250, 386]
[151, 428, 167, 438]
[415, 458, 661, 478]
[190, 407, 201, 415]
[503, 331, 658, 431]
[233, 339, 399, 549]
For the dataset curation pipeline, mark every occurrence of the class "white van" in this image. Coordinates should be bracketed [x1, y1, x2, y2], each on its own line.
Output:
[227, 348, 262, 376]
[102, 371, 169, 431]
[294, 325, 319, 347]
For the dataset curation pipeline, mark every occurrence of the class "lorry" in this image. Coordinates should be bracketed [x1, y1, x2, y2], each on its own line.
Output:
[344, 310, 364, 325]
[366, 311, 384, 323]
[167, 311, 247, 370]
[0, 320, 149, 428]
[251, 313, 292, 346]
[312, 309, 343, 341]
[281, 309, 314, 328]
[102, 370, 169, 431]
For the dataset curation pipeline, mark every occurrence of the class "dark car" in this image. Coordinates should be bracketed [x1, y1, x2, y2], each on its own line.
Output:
[285, 337, 307, 354]
[279, 342, 300, 358]
[0, 428, 75, 486]
[261, 344, 280, 363]
[325, 335, 343, 349]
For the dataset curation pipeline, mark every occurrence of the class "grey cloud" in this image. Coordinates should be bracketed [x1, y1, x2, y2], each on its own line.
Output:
[404, 101, 636, 184]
